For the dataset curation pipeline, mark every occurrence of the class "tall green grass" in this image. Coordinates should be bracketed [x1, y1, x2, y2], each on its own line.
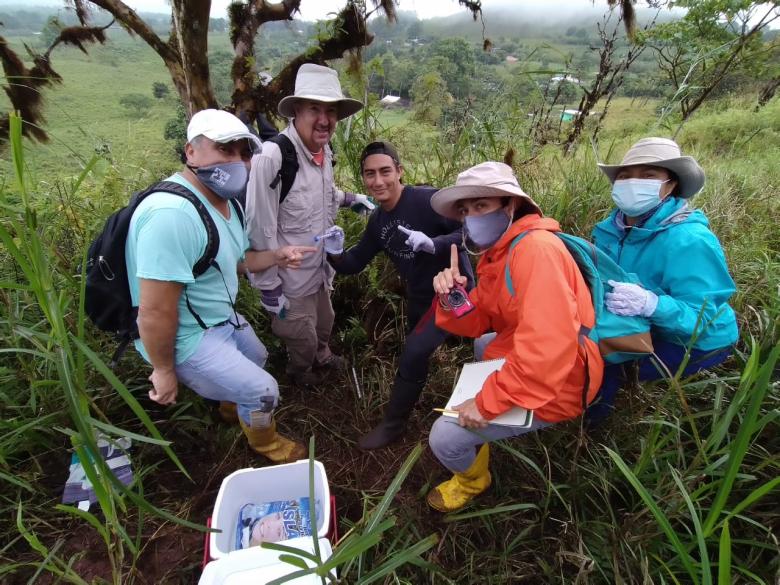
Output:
[1, 113, 204, 583]
[1, 50, 778, 582]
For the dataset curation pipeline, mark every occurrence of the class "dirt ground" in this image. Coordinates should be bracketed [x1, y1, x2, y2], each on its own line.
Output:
[12, 340, 463, 584]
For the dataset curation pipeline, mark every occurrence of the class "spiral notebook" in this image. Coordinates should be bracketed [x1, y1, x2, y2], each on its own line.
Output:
[444, 358, 534, 428]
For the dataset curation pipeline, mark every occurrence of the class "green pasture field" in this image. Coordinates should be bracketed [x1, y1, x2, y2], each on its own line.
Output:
[2, 33, 194, 183]
[1, 27, 779, 585]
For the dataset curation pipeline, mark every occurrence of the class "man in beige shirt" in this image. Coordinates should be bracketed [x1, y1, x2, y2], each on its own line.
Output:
[246, 64, 370, 387]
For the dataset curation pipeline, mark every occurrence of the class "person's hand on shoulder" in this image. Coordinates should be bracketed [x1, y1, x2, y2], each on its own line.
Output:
[350, 193, 376, 214]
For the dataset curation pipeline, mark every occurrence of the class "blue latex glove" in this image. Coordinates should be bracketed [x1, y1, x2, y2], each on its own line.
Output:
[606, 280, 658, 317]
[351, 193, 376, 213]
[315, 225, 345, 254]
[260, 285, 289, 318]
[397, 225, 435, 254]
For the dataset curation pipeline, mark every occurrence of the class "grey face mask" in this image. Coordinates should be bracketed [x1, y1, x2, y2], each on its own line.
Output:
[187, 161, 249, 200]
[464, 207, 512, 249]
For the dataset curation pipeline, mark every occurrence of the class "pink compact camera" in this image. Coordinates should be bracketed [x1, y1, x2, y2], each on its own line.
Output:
[441, 284, 475, 318]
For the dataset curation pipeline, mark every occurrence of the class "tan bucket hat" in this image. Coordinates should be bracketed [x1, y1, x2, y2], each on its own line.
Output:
[277, 63, 363, 120]
[598, 137, 705, 198]
[431, 162, 541, 220]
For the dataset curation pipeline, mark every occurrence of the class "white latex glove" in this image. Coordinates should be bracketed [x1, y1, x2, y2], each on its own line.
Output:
[260, 286, 289, 318]
[606, 280, 658, 317]
[351, 193, 376, 213]
[315, 225, 345, 255]
[397, 225, 435, 254]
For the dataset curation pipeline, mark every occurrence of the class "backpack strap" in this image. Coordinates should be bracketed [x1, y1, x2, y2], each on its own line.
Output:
[503, 228, 594, 410]
[504, 231, 533, 296]
[230, 198, 245, 229]
[266, 134, 299, 204]
[140, 181, 223, 330]
[141, 180, 220, 279]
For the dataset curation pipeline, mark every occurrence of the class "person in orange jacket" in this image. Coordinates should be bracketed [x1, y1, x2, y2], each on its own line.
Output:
[426, 161, 604, 512]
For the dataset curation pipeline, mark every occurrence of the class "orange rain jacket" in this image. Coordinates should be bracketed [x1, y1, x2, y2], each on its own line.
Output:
[436, 214, 604, 423]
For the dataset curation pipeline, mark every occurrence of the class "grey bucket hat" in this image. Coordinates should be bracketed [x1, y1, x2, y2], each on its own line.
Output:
[278, 63, 363, 121]
[598, 137, 705, 198]
[431, 162, 541, 220]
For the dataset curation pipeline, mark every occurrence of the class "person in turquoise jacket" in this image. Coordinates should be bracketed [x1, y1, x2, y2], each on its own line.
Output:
[587, 137, 738, 423]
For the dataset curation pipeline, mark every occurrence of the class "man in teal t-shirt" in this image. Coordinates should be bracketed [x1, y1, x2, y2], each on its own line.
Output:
[126, 109, 315, 463]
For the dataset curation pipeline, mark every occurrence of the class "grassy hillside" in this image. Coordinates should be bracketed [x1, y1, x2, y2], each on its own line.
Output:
[1, 22, 778, 585]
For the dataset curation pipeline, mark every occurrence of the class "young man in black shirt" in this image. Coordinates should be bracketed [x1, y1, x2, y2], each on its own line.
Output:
[324, 141, 473, 449]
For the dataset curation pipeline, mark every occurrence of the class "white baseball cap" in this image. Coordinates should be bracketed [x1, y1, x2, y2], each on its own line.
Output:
[186, 109, 262, 153]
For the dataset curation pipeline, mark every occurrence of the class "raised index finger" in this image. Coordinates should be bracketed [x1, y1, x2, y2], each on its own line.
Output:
[450, 244, 460, 272]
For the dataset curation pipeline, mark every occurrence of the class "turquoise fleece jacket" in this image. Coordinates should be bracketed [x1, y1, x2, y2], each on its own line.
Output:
[592, 197, 738, 351]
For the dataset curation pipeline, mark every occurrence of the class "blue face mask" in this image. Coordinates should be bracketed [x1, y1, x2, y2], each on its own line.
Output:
[464, 207, 511, 250]
[611, 179, 667, 217]
[188, 161, 249, 200]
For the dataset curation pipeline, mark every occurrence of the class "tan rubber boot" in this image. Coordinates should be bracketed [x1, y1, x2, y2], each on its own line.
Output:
[239, 418, 307, 464]
[427, 444, 492, 512]
[218, 401, 239, 425]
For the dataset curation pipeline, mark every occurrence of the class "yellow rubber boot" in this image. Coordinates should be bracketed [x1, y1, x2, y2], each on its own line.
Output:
[239, 418, 307, 464]
[427, 444, 492, 512]
[218, 401, 239, 425]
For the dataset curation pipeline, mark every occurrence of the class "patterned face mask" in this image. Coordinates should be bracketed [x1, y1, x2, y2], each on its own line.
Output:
[188, 161, 249, 200]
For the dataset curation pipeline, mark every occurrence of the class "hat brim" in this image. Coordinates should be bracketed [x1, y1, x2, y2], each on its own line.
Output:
[598, 156, 705, 198]
[278, 95, 364, 120]
[204, 129, 262, 153]
[431, 184, 540, 220]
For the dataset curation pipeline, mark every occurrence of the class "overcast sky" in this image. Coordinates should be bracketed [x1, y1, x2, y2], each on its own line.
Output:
[118, 0, 604, 21]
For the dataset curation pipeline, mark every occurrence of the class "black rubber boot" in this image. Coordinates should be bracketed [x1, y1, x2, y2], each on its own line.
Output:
[358, 376, 424, 450]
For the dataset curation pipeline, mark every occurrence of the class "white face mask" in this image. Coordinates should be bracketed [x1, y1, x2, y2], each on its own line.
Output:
[611, 178, 668, 217]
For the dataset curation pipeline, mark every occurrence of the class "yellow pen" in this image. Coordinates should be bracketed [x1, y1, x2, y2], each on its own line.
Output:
[432, 408, 460, 416]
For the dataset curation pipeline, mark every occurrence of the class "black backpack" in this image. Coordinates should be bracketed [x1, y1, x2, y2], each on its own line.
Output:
[84, 180, 244, 365]
[266, 134, 299, 204]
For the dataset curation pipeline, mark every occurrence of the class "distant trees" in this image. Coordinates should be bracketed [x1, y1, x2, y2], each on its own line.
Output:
[0, 0, 485, 143]
[411, 71, 452, 124]
[119, 93, 153, 117]
[646, 0, 780, 120]
[152, 82, 169, 99]
[428, 38, 476, 98]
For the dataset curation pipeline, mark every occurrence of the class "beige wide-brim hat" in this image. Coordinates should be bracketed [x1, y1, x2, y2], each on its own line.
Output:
[598, 137, 705, 198]
[431, 161, 541, 220]
[278, 63, 363, 121]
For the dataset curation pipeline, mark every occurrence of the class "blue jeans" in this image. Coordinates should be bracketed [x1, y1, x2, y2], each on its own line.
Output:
[175, 314, 279, 425]
[586, 337, 733, 425]
[429, 416, 552, 473]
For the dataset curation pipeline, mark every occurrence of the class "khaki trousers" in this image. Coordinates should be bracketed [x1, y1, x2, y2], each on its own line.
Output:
[271, 286, 335, 373]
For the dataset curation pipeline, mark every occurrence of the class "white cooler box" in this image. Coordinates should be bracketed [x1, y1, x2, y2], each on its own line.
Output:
[209, 461, 331, 559]
[201, 461, 333, 584]
[199, 537, 335, 585]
